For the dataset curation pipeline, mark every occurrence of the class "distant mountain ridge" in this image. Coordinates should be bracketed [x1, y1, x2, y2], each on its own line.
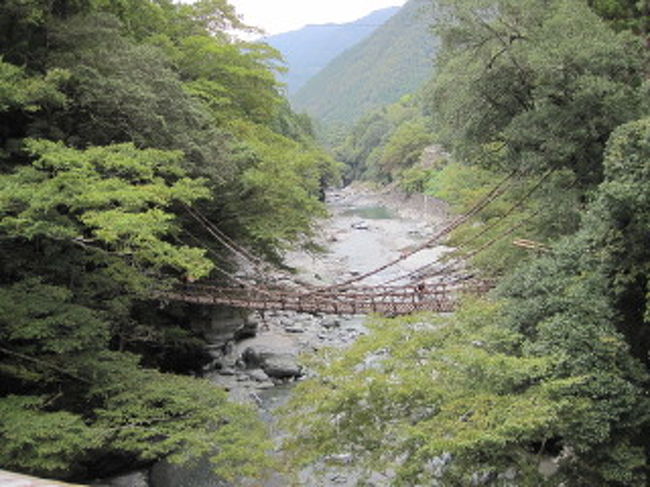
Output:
[265, 7, 400, 95]
[290, 0, 437, 127]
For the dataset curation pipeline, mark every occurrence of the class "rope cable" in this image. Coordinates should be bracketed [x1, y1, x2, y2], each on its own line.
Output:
[378, 169, 555, 285]
[308, 170, 518, 292]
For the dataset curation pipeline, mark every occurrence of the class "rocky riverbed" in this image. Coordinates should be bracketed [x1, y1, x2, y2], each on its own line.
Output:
[205, 184, 450, 407]
[100, 185, 451, 487]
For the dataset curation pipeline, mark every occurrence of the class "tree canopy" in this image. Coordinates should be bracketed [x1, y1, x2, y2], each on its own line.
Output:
[0, 0, 338, 481]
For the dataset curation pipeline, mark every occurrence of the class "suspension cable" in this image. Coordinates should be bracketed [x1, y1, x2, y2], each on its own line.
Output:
[379, 169, 555, 285]
[307, 170, 518, 292]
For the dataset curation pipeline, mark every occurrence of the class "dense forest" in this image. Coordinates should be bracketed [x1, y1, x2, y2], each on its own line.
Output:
[1, 0, 649, 485]
[0, 0, 338, 481]
[284, 0, 650, 485]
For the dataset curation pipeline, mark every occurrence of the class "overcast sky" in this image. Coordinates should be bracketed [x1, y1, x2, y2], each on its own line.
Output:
[228, 0, 407, 35]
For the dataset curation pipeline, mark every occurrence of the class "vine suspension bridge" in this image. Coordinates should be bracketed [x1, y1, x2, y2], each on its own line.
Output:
[162, 171, 553, 316]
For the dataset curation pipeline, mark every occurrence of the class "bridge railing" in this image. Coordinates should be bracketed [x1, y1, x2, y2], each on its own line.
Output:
[159, 278, 494, 315]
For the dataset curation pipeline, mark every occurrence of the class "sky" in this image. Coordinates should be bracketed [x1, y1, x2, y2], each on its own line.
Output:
[228, 0, 408, 35]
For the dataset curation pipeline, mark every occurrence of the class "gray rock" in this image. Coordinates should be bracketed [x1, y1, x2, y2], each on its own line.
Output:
[471, 471, 497, 486]
[351, 221, 369, 230]
[499, 467, 518, 481]
[284, 325, 305, 334]
[241, 345, 272, 368]
[329, 473, 349, 484]
[217, 367, 237, 376]
[242, 345, 303, 379]
[235, 317, 258, 340]
[95, 471, 149, 487]
[247, 368, 270, 382]
[325, 453, 354, 465]
[262, 354, 303, 379]
[322, 318, 341, 329]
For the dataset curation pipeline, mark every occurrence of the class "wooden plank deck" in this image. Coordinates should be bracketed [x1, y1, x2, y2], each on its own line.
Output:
[159, 279, 493, 315]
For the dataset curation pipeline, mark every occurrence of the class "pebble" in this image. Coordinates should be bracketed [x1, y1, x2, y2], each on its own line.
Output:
[284, 326, 305, 334]
[329, 474, 349, 484]
[322, 318, 341, 329]
[218, 367, 237, 376]
[247, 368, 270, 382]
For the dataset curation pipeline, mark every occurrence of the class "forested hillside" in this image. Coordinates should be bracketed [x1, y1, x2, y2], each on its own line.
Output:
[291, 0, 437, 130]
[283, 0, 650, 485]
[265, 7, 399, 95]
[0, 0, 337, 481]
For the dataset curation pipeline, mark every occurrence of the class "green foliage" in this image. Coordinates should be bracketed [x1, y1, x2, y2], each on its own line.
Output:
[0, 279, 108, 355]
[0, 395, 97, 478]
[282, 303, 597, 485]
[0, 59, 68, 114]
[334, 95, 428, 182]
[174, 35, 283, 124]
[0, 357, 273, 481]
[424, 161, 581, 274]
[93, 367, 273, 481]
[90, 0, 247, 42]
[430, 0, 646, 187]
[374, 118, 434, 181]
[587, 0, 650, 36]
[0, 139, 212, 278]
[224, 121, 339, 248]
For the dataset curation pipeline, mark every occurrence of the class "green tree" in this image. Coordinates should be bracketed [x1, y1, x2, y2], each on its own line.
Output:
[588, 0, 650, 39]
[375, 117, 434, 181]
[0, 138, 273, 480]
[430, 0, 646, 187]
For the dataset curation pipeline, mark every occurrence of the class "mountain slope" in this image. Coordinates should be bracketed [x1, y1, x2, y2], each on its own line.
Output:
[290, 0, 437, 127]
[265, 7, 399, 95]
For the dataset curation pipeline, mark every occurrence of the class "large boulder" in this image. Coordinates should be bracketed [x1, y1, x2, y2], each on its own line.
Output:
[242, 345, 302, 379]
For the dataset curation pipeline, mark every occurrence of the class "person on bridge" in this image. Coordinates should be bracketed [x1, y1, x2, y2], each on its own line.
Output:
[415, 282, 426, 302]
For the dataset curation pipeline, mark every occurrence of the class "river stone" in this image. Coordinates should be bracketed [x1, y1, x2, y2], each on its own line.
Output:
[235, 317, 258, 340]
[284, 325, 305, 333]
[94, 471, 149, 487]
[217, 367, 237, 376]
[241, 345, 272, 368]
[150, 458, 228, 487]
[262, 353, 303, 378]
[329, 473, 349, 484]
[351, 221, 369, 230]
[322, 317, 341, 329]
[247, 368, 270, 382]
[325, 453, 354, 465]
[241, 345, 303, 379]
